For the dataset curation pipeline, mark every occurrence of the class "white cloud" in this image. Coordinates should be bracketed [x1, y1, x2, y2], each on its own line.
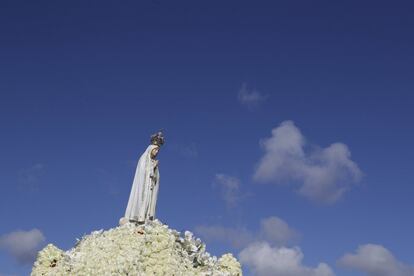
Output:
[238, 83, 267, 110]
[0, 229, 45, 265]
[259, 217, 299, 245]
[239, 242, 335, 276]
[253, 121, 362, 203]
[213, 174, 243, 208]
[196, 217, 333, 275]
[194, 225, 254, 249]
[337, 244, 414, 276]
[195, 216, 297, 249]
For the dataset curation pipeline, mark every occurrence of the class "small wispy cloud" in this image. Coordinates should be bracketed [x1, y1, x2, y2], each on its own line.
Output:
[213, 174, 244, 208]
[337, 244, 414, 276]
[96, 168, 120, 196]
[254, 121, 362, 204]
[170, 142, 198, 158]
[195, 216, 298, 249]
[237, 83, 268, 110]
[18, 163, 45, 191]
[0, 229, 45, 265]
[0, 273, 18, 276]
[194, 225, 254, 249]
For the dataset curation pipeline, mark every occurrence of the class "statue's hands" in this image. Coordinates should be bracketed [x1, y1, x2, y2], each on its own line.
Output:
[154, 160, 159, 167]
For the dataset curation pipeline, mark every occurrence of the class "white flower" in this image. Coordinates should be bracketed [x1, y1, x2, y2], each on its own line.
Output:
[32, 220, 242, 276]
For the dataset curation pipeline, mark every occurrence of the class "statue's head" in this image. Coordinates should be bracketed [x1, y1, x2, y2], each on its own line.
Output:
[150, 131, 165, 147]
[150, 131, 164, 159]
[150, 146, 160, 159]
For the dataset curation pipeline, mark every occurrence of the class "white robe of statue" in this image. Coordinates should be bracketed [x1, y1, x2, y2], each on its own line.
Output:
[124, 144, 160, 222]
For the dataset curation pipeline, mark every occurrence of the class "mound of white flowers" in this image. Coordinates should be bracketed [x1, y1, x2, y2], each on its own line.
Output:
[31, 220, 242, 275]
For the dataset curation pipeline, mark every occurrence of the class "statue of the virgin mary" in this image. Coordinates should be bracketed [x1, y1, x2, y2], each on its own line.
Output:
[120, 132, 165, 224]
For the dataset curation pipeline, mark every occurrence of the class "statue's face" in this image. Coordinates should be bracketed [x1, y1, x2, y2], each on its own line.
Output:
[151, 147, 160, 159]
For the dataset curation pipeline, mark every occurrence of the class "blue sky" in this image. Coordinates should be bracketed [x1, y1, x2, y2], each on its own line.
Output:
[1, 1, 414, 275]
